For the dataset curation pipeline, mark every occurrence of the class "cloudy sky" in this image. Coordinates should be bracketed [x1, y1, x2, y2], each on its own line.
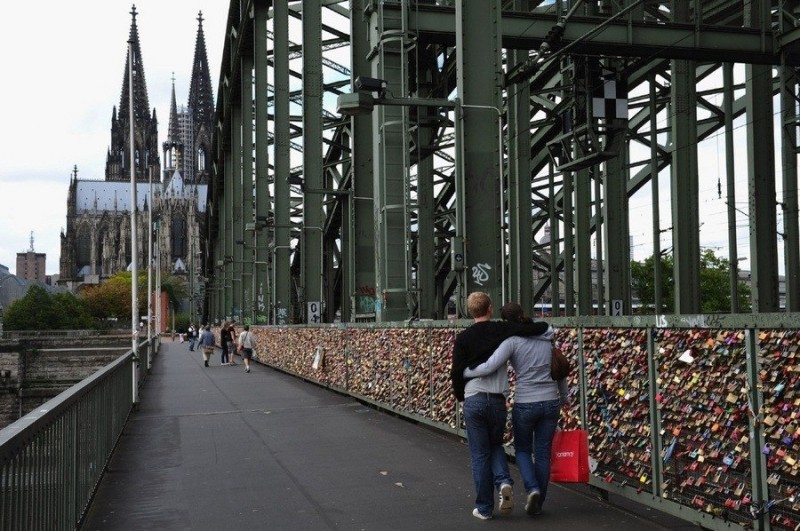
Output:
[0, 1, 227, 274]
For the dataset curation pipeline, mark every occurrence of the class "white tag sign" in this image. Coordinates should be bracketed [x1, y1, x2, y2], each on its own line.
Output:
[307, 301, 321, 323]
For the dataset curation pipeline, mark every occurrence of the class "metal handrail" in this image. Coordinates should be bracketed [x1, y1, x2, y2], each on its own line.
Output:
[0, 347, 139, 531]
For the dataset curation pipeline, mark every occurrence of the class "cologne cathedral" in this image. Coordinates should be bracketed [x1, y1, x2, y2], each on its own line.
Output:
[59, 6, 214, 305]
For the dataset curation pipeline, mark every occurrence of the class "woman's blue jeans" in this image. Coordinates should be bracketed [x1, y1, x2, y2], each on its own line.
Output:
[512, 399, 561, 505]
[463, 393, 512, 516]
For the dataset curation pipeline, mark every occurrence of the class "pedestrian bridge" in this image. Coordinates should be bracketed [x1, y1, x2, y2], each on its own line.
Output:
[2, 338, 688, 530]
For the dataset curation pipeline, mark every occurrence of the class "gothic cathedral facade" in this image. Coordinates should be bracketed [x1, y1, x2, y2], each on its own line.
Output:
[59, 6, 214, 321]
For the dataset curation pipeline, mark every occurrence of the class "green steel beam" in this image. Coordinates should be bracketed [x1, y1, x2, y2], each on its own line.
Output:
[231, 98, 243, 322]
[302, 0, 324, 323]
[224, 146, 233, 321]
[563, 167, 575, 316]
[507, 43, 533, 312]
[601, 51, 630, 315]
[574, 166, 592, 315]
[273, 0, 292, 324]
[670, 58, 700, 314]
[780, 60, 800, 311]
[573, 59, 593, 316]
[384, 4, 784, 65]
[746, 63, 781, 312]
[253, 1, 270, 325]
[347, 0, 376, 321]
[240, 53, 254, 324]
[456, 0, 504, 313]
[603, 133, 631, 314]
[416, 104, 437, 319]
[369, 2, 412, 322]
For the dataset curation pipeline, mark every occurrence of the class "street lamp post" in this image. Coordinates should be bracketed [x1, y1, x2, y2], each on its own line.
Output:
[147, 167, 153, 370]
[128, 39, 139, 404]
[155, 220, 162, 337]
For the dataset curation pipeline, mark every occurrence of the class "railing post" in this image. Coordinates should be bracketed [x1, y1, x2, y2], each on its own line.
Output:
[646, 325, 664, 498]
[745, 328, 769, 531]
[132, 342, 139, 405]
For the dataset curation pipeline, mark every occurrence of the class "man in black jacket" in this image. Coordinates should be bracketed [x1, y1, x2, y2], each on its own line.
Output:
[450, 294, 549, 402]
[450, 291, 549, 519]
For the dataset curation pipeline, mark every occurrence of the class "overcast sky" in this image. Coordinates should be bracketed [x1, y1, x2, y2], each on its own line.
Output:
[0, 1, 227, 275]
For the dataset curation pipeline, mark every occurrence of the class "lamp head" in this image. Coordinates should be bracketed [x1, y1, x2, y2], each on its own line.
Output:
[336, 92, 375, 116]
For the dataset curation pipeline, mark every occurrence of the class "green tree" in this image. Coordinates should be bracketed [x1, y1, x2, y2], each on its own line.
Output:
[631, 250, 751, 313]
[81, 271, 151, 323]
[4, 285, 58, 330]
[80, 272, 183, 324]
[631, 253, 675, 313]
[4, 285, 94, 330]
[51, 292, 94, 329]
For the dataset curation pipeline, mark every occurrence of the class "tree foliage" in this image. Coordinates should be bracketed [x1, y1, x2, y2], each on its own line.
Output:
[631, 254, 675, 313]
[51, 292, 94, 329]
[4, 285, 93, 331]
[631, 250, 751, 313]
[81, 271, 157, 322]
[2, 271, 181, 331]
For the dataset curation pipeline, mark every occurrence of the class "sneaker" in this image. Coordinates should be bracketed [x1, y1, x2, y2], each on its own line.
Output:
[204, 360, 209, 367]
[498, 483, 514, 514]
[245, 366, 250, 373]
[472, 508, 492, 520]
[525, 490, 541, 516]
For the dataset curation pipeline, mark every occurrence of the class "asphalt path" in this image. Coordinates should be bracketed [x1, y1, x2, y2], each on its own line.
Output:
[81, 339, 695, 531]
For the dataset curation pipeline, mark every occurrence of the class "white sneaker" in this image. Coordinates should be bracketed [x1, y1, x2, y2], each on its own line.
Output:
[498, 483, 514, 515]
[472, 508, 492, 520]
[525, 490, 541, 516]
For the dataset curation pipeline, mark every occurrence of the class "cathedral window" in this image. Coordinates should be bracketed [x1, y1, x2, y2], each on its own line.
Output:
[197, 147, 206, 172]
[172, 216, 186, 259]
[76, 231, 91, 270]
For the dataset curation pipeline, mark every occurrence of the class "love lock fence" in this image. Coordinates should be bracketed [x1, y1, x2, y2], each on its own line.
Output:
[234, 313, 800, 531]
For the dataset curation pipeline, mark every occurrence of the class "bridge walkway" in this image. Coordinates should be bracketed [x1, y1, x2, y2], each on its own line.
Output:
[82, 340, 693, 530]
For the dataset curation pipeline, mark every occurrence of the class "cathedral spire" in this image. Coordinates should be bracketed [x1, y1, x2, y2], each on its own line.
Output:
[168, 75, 181, 144]
[162, 74, 184, 179]
[106, 4, 160, 183]
[188, 11, 214, 131]
[186, 11, 215, 184]
[118, 5, 151, 122]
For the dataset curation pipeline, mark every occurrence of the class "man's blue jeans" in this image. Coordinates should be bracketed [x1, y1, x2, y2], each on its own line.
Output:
[463, 393, 513, 516]
[512, 399, 561, 506]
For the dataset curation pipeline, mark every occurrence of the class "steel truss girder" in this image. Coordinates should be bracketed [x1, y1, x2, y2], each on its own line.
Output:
[379, 2, 790, 65]
[210, 0, 800, 323]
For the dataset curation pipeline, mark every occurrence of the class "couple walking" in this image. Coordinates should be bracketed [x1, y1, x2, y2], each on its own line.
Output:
[451, 292, 569, 520]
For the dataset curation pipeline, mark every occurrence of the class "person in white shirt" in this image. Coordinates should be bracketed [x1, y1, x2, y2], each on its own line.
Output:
[237, 324, 257, 373]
